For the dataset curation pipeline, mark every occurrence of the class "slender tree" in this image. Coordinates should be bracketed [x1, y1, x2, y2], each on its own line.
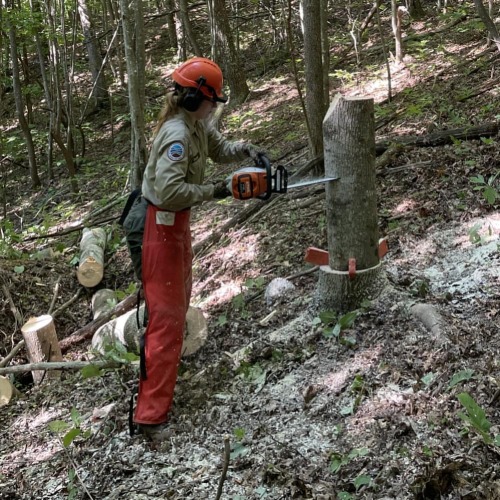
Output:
[6, 1, 40, 188]
[179, 0, 202, 56]
[77, 0, 109, 109]
[119, 0, 147, 188]
[301, 0, 326, 159]
[208, 0, 249, 106]
[473, 0, 500, 51]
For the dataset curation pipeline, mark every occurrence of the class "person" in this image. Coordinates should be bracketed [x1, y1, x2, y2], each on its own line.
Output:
[123, 57, 259, 442]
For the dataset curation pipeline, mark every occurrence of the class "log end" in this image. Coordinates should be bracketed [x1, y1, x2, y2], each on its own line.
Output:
[77, 259, 104, 288]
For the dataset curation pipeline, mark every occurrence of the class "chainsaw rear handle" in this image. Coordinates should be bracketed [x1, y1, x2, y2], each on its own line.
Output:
[255, 153, 272, 200]
[230, 153, 288, 200]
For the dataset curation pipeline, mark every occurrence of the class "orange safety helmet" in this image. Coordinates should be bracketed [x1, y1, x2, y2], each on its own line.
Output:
[172, 57, 227, 103]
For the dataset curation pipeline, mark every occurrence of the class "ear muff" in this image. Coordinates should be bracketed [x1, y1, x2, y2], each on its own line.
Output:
[179, 77, 206, 112]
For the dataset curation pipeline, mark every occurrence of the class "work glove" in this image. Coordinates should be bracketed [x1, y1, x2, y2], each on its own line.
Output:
[242, 143, 263, 160]
[213, 180, 232, 200]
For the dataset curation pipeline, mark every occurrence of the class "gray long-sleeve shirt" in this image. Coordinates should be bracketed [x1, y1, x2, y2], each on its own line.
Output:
[141, 109, 250, 212]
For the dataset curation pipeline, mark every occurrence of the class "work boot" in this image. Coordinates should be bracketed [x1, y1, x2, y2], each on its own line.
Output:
[137, 423, 171, 442]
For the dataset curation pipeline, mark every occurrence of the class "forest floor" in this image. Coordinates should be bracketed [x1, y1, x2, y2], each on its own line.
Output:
[2, 6, 500, 500]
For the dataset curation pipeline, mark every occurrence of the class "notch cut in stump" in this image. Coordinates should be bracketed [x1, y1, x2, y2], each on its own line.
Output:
[317, 263, 387, 312]
[0, 376, 21, 406]
[21, 315, 63, 384]
[77, 227, 107, 288]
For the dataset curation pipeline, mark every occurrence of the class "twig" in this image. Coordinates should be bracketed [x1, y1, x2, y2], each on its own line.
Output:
[215, 435, 231, 500]
[55, 435, 95, 500]
[1, 284, 23, 326]
[48, 278, 61, 315]
[0, 359, 129, 376]
[0, 339, 25, 368]
[52, 288, 83, 318]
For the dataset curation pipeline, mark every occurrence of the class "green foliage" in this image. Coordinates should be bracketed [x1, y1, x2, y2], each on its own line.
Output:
[48, 408, 91, 447]
[329, 447, 369, 473]
[468, 223, 492, 246]
[470, 173, 500, 205]
[115, 283, 136, 301]
[448, 369, 475, 389]
[231, 277, 266, 318]
[230, 426, 250, 460]
[83, 342, 139, 379]
[315, 301, 370, 346]
[0, 219, 22, 259]
[457, 392, 493, 444]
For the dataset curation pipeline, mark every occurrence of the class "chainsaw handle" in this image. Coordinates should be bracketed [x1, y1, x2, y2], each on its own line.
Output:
[255, 153, 272, 200]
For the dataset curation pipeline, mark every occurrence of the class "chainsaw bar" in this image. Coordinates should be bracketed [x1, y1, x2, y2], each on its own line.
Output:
[286, 177, 338, 190]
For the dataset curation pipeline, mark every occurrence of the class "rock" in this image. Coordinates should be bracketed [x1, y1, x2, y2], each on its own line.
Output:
[264, 278, 296, 306]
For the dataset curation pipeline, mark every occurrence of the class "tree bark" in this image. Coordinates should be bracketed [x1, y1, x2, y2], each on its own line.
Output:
[473, 0, 500, 51]
[77, 227, 107, 288]
[301, 0, 326, 159]
[317, 95, 384, 312]
[77, 0, 109, 107]
[21, 315, 63, 384]
[6, 3, 40, 189]
[119, 0, 147, 189]
[210, 0, 249, 106]
[179, 0, 202, 56]
[392, 0, 404, 63]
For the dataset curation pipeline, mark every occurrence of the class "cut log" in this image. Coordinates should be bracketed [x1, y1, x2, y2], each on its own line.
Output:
[60, 293, 139, 353]
[0, 376, 21, 406]
[21, 315, 63, 384]
[77, 227, 107, 288]
[92, 305, 208, 357]
[91, 288, 117, 319]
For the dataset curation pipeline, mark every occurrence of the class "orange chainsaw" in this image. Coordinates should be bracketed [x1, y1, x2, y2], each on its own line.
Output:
[231, 154, 337, 200]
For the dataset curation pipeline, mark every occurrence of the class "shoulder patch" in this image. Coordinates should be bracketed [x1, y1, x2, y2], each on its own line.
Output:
[166, 142, 185, 161]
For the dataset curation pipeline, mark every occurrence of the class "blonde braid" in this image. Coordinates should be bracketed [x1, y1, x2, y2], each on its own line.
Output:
[152, 89, 186, 137]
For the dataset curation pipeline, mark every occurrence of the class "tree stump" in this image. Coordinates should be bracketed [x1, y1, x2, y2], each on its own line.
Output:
[21, 315, 63, 384]
[77, 227, 107, 288]
[317, 94, 385, 312]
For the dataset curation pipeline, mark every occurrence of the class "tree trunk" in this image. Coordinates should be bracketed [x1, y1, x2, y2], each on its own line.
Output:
[317, 95, 384, 312]
[392, 0, 404, 63]
[179, 0, 202, 56]
[473, 0, 500, 51]
[77, 0, 109, 108]
[6, 5, 40, 189]
[301, 0, 326, 159]
[21, 315, 63, 384]
[43, 0, 79, 192]
[77, 227, 107, 288]
[119, 0, 147, 189]
[210, 0, 249, 106]
[165, 0, 178, 49]
[407, 0, 425, 19]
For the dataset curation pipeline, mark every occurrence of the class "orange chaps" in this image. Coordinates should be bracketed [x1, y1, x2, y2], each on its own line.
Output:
[134, 204, 192, 425]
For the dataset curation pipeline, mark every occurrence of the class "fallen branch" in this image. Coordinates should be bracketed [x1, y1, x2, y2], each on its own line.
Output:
[0, 359, 127, 376]
[375, 121, 499, 154]
[59, 293, 139, 353]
